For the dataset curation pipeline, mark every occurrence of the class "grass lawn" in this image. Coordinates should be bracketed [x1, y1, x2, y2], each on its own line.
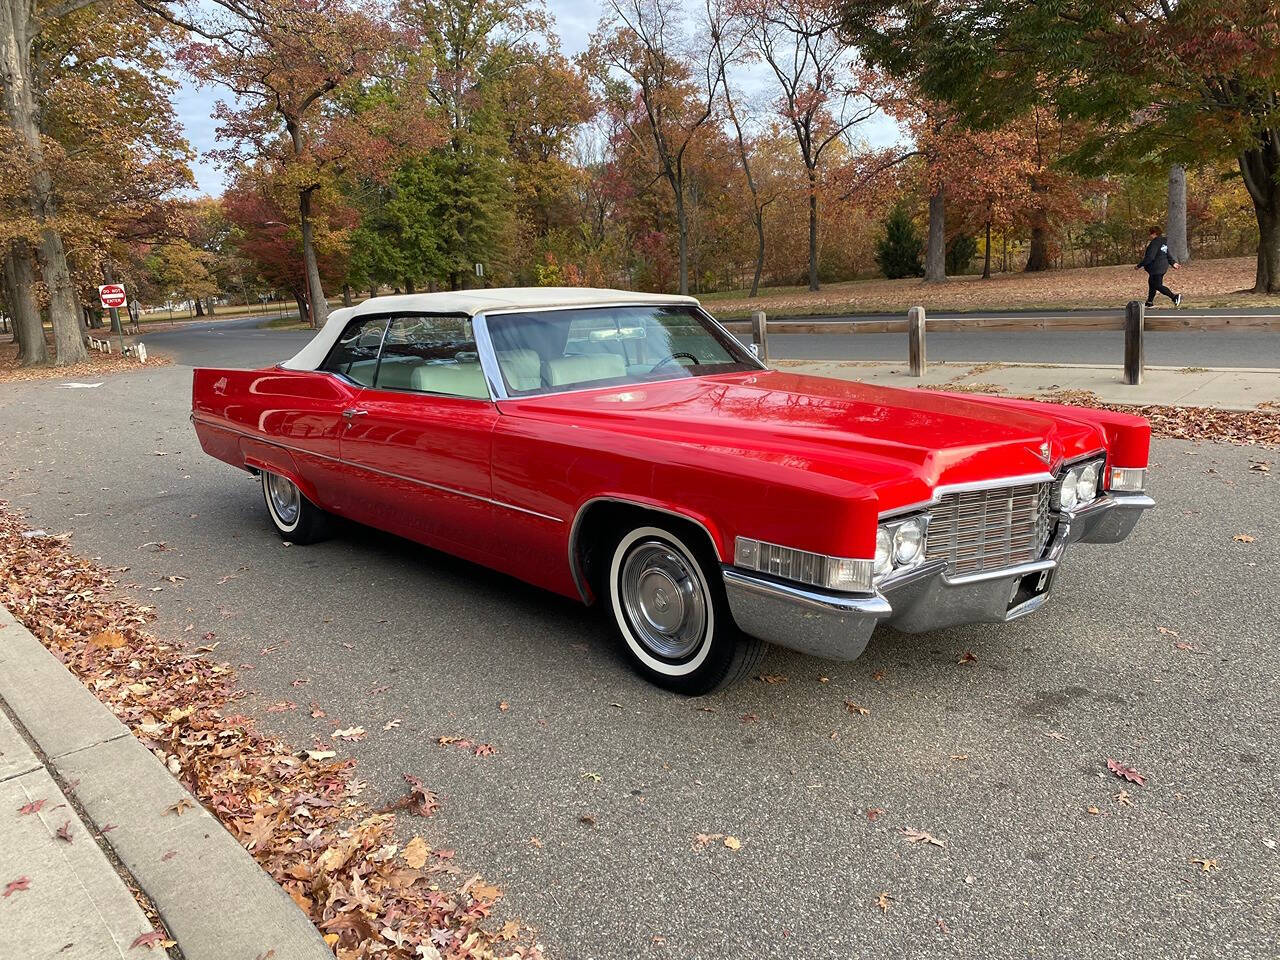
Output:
[702, 256, 1275, 318]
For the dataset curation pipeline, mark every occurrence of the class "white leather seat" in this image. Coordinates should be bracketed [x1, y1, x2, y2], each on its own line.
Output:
[497, 349, 542, 391]
[544, 354, 626, 387]
[410, 362, 488, 398]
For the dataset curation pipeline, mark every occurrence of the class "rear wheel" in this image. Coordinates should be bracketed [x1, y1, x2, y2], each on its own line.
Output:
[607, 523, 764, 694]
[261, 471, 329, 544]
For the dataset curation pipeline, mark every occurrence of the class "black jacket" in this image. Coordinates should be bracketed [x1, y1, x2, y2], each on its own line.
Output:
[1139, 235, 1177, 275]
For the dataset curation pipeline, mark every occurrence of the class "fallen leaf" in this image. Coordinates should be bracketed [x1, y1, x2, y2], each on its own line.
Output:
[529, 836, 543, 848]
[161, 850, 177, 862]
[866, 808, 884, 821]
[1190, 857, 1220, 873]
[3, 877, 30, 898]
[332, 726, 366, 741]
[1106, 758, 1147, 786]
[900, 828, 947, 849]
[872, 671, 885, 682]
[1156, 626, 1179, 637]
[305, 750, 336, 762]
[402, 836, 429, 869]
[130, 931, 168, 949]
[1115, 789, 1133, 807]
[1232, 533, 1255, 543]
[86, 630, 126, 651]
[165, 797, 193, 816]
[723, 836, 742, 851]
[309, 704, 326, 719]
[957, 651, 978, 665]
[581, 772, 601, 782]
[383, 719, 401, 731]
[470, 882, 500, 902]
[875, 892, 892, 913]
[844, 701, 870, 716]
[1249, 461, 1271, 472]
[499, 920, 520, 941]
[55, 821, 73, 842]
[757, 674, 788, 684]
[1087, 805, 1101, 816]
[18, 799, 45, 815]
[579, 814, 597, 827]
[474, 743, 497, 757]
[497, 700, 509, 712]
[740, 713, 757, 724]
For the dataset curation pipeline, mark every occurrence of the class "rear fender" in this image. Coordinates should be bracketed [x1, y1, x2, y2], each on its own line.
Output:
[238, 438, 321, 504]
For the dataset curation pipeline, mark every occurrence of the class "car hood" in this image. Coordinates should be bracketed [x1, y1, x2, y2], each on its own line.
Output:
[499, 371, 1105, 508]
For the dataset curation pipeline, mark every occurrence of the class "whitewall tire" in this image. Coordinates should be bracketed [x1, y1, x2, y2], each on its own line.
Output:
[607, 523, 765, 694]
[260, 471, 329, 544]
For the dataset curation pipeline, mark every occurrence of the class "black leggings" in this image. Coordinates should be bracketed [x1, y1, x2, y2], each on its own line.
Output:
[1147, 272, 1177, 304]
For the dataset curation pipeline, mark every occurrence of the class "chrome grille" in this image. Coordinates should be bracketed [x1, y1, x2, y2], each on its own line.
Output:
[925, 482, 1053, 577]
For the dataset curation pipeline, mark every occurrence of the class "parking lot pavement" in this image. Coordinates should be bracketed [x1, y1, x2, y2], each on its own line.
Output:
[1, 357, 1276, 959]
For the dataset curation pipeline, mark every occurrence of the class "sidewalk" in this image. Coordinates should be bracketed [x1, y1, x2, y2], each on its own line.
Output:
[777, 359, 1280, 411]
[0, 603, 332, 960]
[0, 707, 155, 958]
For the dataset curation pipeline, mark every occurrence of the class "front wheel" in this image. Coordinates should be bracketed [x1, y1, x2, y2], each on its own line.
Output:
[607, 524, 764, 694]
[260, 470, 329, 544]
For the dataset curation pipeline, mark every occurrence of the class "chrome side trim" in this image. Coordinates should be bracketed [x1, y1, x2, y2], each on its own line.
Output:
[567, 496, 723, 604]
[192, 415, 562, 524]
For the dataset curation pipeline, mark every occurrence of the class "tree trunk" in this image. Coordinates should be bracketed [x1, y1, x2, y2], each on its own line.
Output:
[194, 298, 205, 317]
[369, 285, 376, 301]
[807, 168, 820, 292]
[3, 244, 47, 365]
[206, 297, 216, 316]
[924, 183, 946, 283]
[404, 277, 415, 294]
[342, 284, 352, 307]
[673, 179, 689, 296]
[292, 289, 310, 327]
[751, 212, 765, 298]
[1167, 164, 1189, 263]
[1237, 147, 1280, 293]
[982, 221, 992, 279]
[1024, 175, 1050, 272]
[297, 186, 327, 328]
[0, 4, 87, 365]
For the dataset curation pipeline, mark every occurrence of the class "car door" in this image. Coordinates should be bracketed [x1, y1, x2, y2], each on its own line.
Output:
[336, 313, 500, 557]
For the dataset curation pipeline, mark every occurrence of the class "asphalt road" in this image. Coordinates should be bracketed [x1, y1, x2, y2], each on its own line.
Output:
[136, 311, 1280, 369]
[1, 328, 1277, 959]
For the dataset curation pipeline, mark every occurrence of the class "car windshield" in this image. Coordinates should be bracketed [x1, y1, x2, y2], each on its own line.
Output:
[484, 305, 759, 396]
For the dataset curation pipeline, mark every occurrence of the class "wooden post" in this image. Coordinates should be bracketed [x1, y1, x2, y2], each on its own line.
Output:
[1124, 300, 1144, 385]
[908, 305, 926, 377]
[751, 309, 769, 361]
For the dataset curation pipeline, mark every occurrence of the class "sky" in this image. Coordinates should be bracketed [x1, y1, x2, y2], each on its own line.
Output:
[175, 0, 901, 196]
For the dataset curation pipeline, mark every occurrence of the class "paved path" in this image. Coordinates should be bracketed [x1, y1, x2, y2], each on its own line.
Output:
[0, 707, 154, 959]
[779, 360, 1280, 411]
[133, 309, 1280, 370]
[0, 326, 1276, 959]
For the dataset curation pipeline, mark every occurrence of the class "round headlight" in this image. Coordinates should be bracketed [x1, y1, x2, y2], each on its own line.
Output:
[1059, 468, 1080, 510]
[893, 518, 925, 566]
[1075, 463, 1099, 504]
[874, 526, 893, 576]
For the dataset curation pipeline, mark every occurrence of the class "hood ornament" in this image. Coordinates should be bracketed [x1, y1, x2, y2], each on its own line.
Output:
[1036, 441, 1052, 464]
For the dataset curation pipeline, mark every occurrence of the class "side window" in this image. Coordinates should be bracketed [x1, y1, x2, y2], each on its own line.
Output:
[320, 316, 388, 386]
[374, 315, 489, 399]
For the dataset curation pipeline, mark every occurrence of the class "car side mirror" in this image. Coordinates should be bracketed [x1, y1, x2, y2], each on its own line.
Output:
[747, 343, 760, 358]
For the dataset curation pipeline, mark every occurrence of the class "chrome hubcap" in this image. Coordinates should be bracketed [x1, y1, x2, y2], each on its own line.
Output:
[620, 541, 706, 660]
[266, 473, 300, 525]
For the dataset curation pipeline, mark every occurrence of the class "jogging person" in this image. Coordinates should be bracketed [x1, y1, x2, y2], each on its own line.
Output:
[1135, 225, 1182, 307]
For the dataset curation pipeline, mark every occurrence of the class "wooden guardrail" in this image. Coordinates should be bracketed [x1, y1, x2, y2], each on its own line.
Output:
[729, 303, 1165, 384]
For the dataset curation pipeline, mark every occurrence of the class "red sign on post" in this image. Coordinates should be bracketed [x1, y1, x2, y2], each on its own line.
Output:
[98, 283, 127, 309]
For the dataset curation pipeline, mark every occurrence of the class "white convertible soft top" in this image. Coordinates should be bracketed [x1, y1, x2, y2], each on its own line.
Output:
[281, 286, 700, 371]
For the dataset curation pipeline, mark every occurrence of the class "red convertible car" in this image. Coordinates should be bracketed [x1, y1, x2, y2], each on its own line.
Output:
[192, 288, 1153, 693]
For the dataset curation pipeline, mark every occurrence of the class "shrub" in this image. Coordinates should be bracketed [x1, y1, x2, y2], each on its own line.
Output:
[875, 204, 923, 279]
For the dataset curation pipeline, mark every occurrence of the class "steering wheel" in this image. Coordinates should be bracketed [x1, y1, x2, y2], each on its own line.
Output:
[650, 352, 699, 372]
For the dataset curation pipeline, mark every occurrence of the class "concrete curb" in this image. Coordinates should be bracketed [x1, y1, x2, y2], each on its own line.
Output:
[0, 603, 332, 960]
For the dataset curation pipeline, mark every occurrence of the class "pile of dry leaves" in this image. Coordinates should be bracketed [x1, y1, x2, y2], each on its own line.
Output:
[0, 503, 538, 960]
[1034, 390, 1280, 447]
[0, 341, 170, 383]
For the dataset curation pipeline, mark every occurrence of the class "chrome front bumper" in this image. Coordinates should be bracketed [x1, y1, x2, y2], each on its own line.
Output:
[722, 492, 1154, 660]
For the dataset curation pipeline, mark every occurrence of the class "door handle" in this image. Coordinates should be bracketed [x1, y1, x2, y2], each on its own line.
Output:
[342, 408, 368, 419]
